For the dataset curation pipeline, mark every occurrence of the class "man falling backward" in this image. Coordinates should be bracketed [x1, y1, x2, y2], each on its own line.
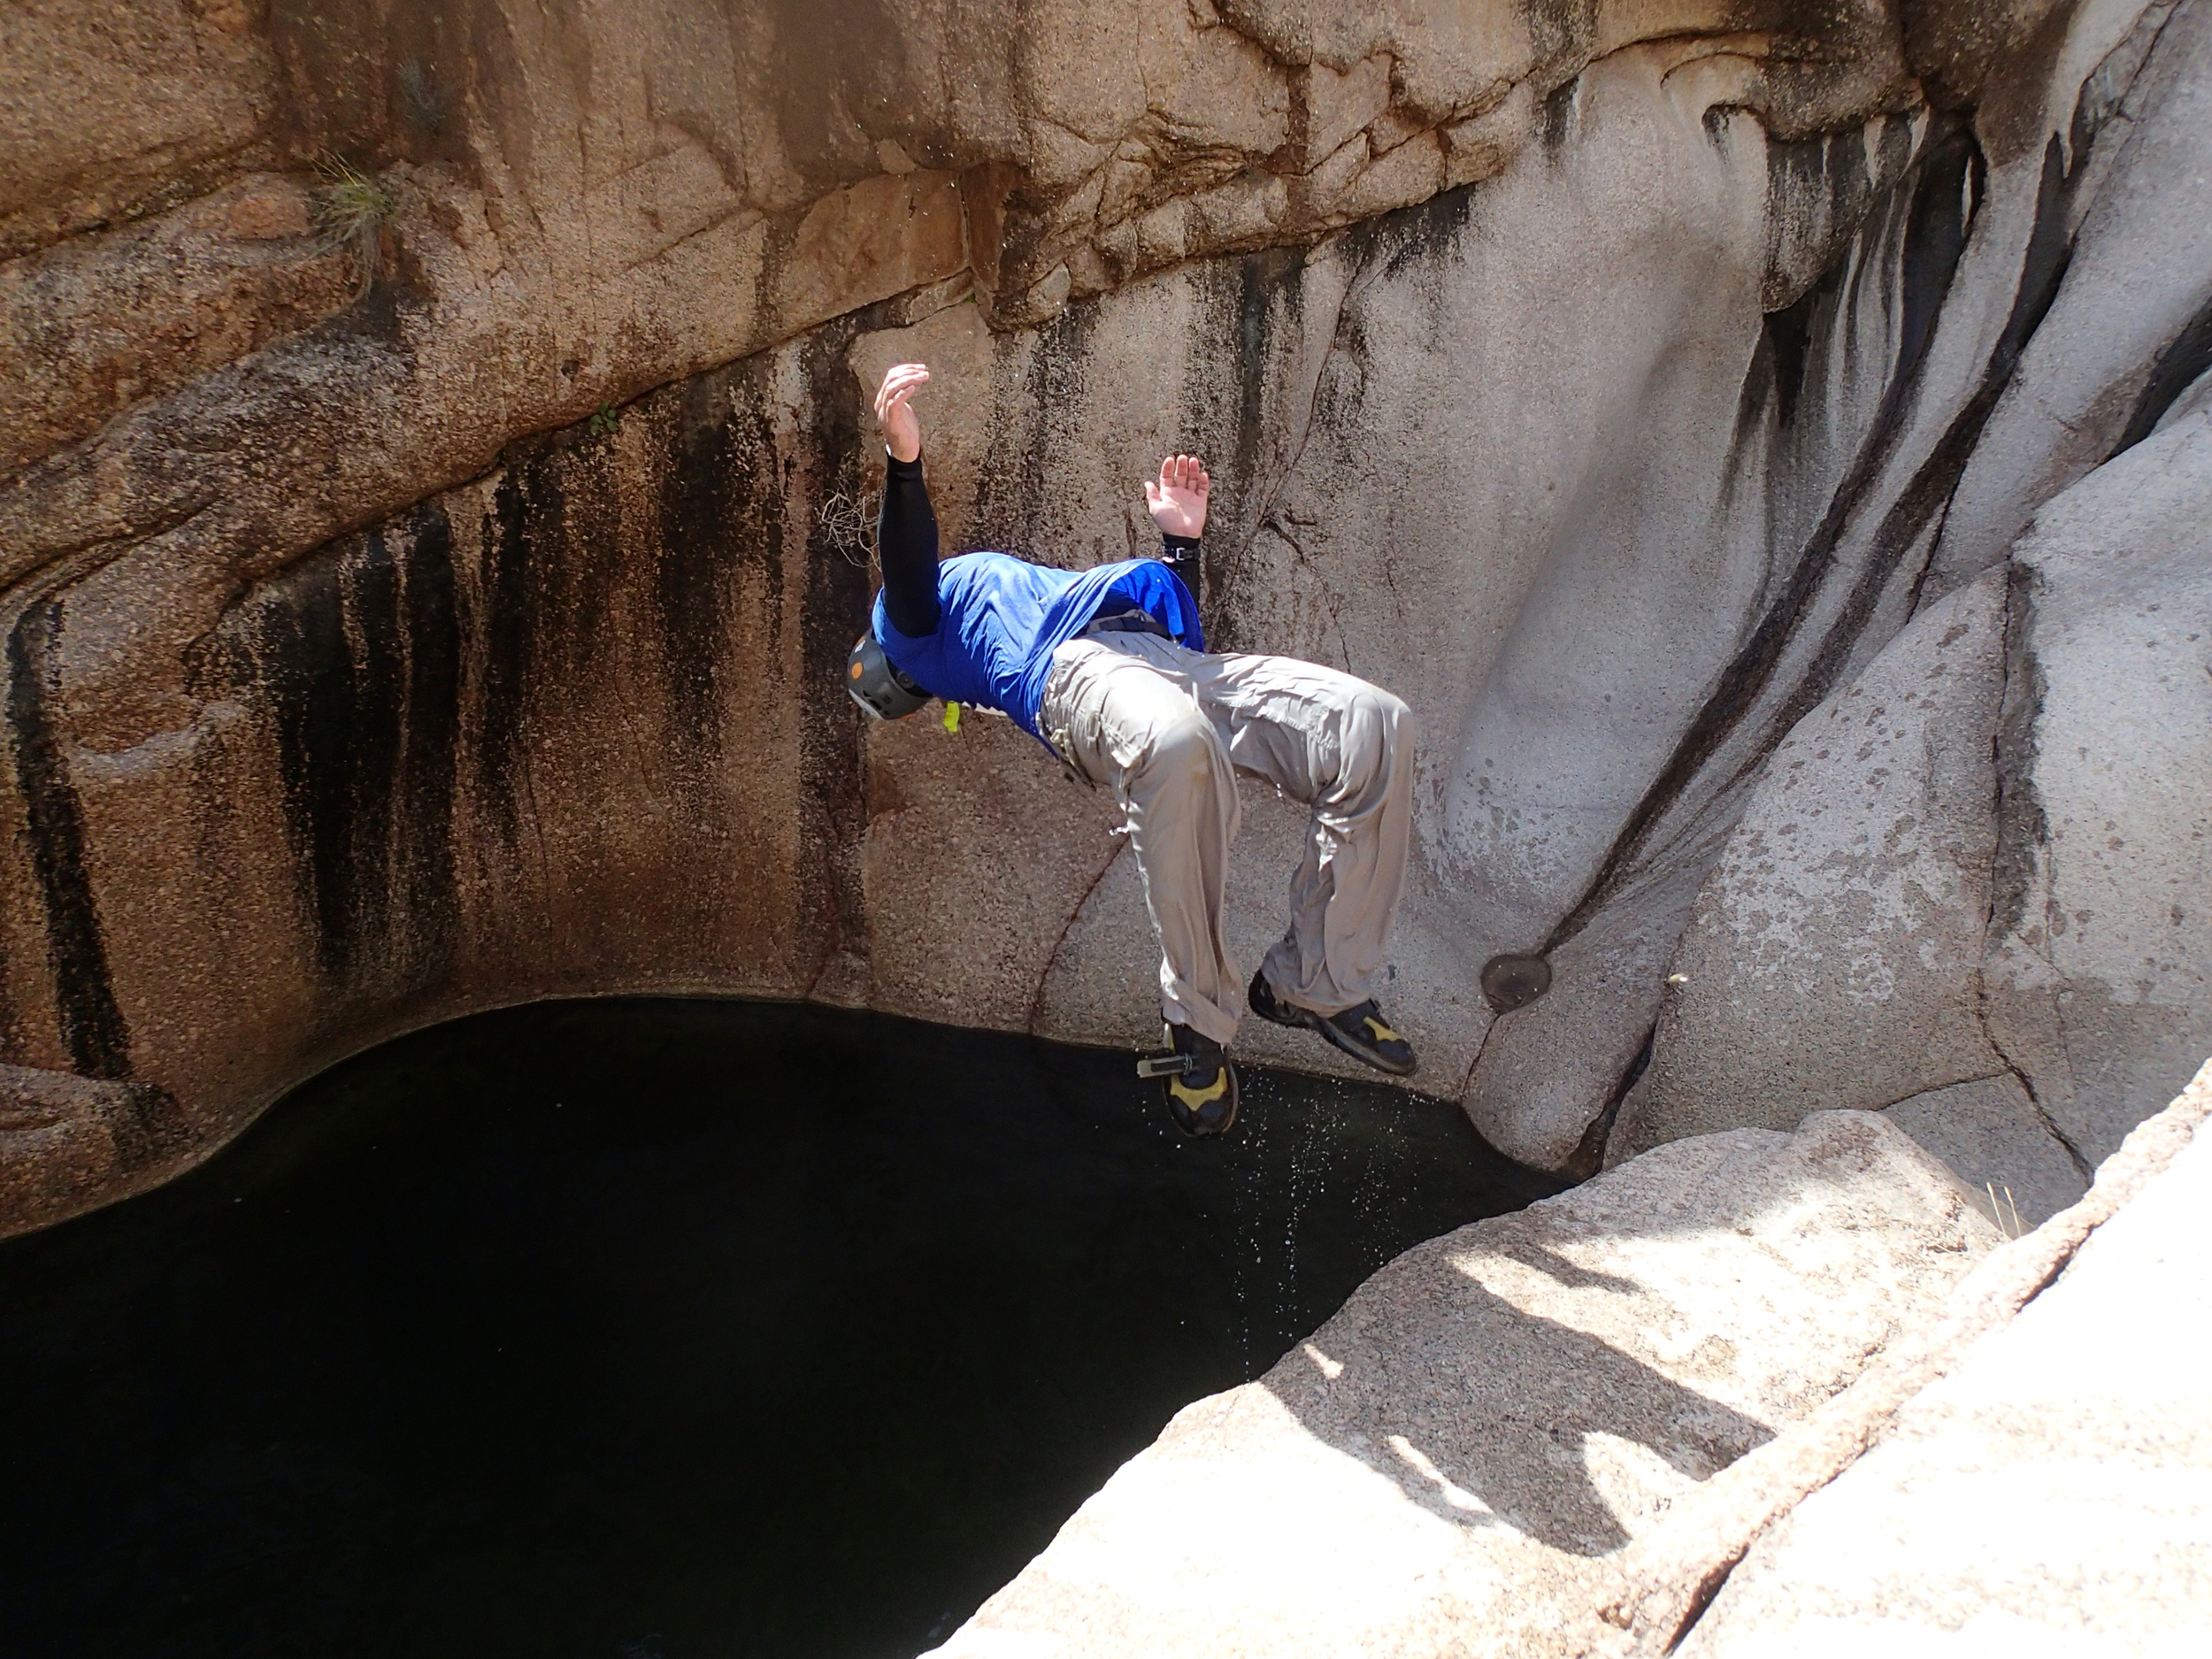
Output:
[846, 363, 1418, 1135]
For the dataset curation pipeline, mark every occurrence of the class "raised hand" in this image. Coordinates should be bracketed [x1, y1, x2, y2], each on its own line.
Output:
[1143, 453, 1210, 539]
[874, 362, 929, 463]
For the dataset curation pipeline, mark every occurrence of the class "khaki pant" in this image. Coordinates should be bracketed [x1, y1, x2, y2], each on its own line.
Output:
[1038, 634, 1414, 1046]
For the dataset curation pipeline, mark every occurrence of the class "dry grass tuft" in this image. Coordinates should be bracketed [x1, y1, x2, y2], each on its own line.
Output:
[1985, 1181, 2027, 1240]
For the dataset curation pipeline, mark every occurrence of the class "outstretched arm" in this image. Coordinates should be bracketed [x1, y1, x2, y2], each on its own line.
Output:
[872, 363, 941, 636]
[1144, 454, 1209, 595]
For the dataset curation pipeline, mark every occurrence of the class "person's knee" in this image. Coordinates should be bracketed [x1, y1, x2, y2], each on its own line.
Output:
[1323, 685, 1410, 807]
[1368, 687, 1413, 746]
[1347, 685, 1413, 763]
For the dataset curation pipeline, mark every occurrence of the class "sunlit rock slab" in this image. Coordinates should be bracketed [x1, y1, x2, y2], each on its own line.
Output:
[927, 1109, 1998, 1658]
[1677, 1092, 2212, 1656]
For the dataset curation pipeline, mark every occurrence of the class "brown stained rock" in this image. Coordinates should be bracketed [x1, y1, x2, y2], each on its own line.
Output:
[787, 173, 970, 342]
[0, 156, 969, 749]
[0, 0, 1933, 538]
[0, 1063, 202, 1240]
[0, 1, 277, 261]
[0, 330, 879, 1236]
[224, 179, 315, 242]
[1306, 56, 1396, 163]
[1902, 0, 2078, 115]
[0, 175, 355, 478]
[981, 2, 1901, 324]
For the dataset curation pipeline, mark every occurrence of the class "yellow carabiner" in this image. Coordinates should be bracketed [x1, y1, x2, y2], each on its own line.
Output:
[941, 701, 963, 735]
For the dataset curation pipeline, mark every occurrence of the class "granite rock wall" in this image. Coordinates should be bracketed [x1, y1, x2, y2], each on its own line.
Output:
[4, 0, 2210, 1231]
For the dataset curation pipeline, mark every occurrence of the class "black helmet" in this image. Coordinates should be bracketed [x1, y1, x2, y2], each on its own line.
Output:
[846, 629, 929, 719]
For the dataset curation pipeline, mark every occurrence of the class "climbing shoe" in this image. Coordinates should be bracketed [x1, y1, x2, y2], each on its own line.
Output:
[1248, 969, 1418, 1077]
[1137, 1021, 1240, 1136]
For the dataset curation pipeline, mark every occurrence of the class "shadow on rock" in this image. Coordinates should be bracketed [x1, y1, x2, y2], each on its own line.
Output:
[1267, 1261, 1770, 1555]
[1267, 1112, 2003, 1555]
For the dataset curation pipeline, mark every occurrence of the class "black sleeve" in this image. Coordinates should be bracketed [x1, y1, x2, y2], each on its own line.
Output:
[876, 450, 941, 636]
[1160, 533, 1201, 597]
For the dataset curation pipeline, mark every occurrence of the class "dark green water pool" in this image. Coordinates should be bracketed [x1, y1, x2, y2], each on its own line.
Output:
[0, 999, 1557, 1659]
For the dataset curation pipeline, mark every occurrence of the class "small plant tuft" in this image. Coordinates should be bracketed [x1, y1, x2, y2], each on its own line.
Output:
[588, 401, 621, 437]
[311, 152, 399, 292]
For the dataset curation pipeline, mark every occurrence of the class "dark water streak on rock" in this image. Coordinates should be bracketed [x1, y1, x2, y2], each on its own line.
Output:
[5, 598, 129, 1079]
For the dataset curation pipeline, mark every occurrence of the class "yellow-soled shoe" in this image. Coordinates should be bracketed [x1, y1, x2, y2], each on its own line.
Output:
[1158, 1022, 1238, 1136]
[1248, 970, 1418, 1077]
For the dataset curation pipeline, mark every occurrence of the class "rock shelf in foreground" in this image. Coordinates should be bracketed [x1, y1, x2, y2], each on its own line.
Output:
[928, 1110, 2000, 1656]
[933, 1061, 2212, 1657]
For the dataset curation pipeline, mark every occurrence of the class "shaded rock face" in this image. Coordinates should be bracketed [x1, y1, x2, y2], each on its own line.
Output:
[0, 1064, 197, 1238]
[1617, 353, 2212, 1206]
[4, 0, 2211, 1228]
[1601, 568, 2076, 1196]
[1612, 0, 2212, 1198]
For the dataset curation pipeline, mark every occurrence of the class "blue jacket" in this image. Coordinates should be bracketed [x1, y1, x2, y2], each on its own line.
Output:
[872, 553, 1204, 738]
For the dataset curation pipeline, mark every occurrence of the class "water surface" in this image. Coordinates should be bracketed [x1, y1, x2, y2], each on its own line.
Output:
[0, 998, 1557, 1658]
